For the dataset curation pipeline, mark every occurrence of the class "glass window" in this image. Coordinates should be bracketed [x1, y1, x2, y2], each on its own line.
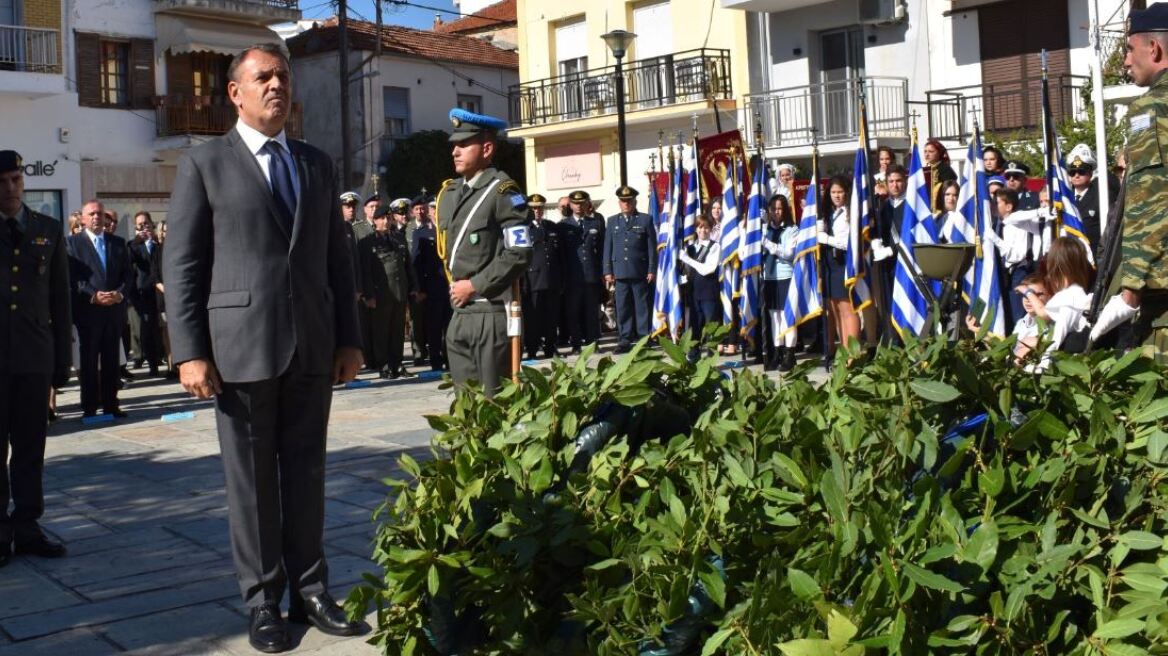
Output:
[456, 94, 482, 114]
[383, 86, 410, 137]
[101, 40, 130, 106]
[22, 190, 63, 222]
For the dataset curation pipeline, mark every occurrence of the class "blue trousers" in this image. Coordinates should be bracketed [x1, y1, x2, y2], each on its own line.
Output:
[615, 279, 652, 344]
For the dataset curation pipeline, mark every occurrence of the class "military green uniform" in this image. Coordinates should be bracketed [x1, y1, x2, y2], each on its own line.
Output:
[437, 168, 532, 396]
[350, 218, 375, 364]
[1116, 68, 1168, 362]
[360, 226, 416, 375]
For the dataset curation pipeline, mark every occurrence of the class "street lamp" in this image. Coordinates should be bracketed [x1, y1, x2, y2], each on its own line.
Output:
[602, 29, 637, 187]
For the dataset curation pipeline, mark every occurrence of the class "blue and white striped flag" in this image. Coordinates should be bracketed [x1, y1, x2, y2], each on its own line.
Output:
[890, 140, 941, 338]
[967, 129, 1007, 337]
[652, 159, 684, 339]
[845, 143, 873, 313]
[738, 160, 766, 346]
[1048, 142, 1092, 262]
[779, 173, 823, 337]
[949, 142, 979, 302]
[682, 141, 699, 244]
[719, 160, 742, 324]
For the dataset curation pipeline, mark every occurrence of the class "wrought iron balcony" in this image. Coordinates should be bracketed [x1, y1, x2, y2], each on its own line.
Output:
[925, 75, 1088, 142]
[743, 77, 909, 150]
[0, 24, 61, 74]
[508, 48, 733, 128]
[152, 0, 300, 24]
[154, 95, 302, 139]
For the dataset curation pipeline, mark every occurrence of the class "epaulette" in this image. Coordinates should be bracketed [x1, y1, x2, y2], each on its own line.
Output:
[441, 178, 457, 189]
[496, 180, 522, 196]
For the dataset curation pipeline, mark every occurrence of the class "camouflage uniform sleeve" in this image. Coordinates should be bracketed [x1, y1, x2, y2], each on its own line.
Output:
[1118, 93, 1168, 292]
[468, 177, 533, 299]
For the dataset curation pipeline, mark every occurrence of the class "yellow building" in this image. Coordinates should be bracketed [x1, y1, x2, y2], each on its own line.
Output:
[509, 0, 751, 209]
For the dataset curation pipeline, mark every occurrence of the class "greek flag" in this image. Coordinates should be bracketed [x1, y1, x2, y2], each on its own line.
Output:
[652, 159, 684, 338]
[967, 129, 1007, 337]
[719, 160, 742, 324]
[682, 142, 699, 244]
[1048, 142, 1093, 262]
[738, 160, 766, 346]
[890, 140, 941, 338]
[779, 173, 823, 336]
[949, 143, 980, 302]
[845, 143, 873, 312]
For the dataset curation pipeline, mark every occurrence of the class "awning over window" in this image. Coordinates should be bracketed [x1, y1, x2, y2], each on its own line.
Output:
[155, 15, 283, 56]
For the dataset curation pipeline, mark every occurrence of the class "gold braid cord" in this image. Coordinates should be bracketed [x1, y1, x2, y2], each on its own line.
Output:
[435, 179, 455, 284]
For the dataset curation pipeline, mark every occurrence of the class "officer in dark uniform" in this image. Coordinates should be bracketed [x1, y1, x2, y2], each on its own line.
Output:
[0, 150, 71, 565]
[436, 109, 532, 396]
[353, 194, 378, 367]
[1003, 161, 1039, 210]
[359, 204, 417, 379]
[411, 206, 450, 371]
[522, 193, 564, 359]
[560, 189, 605, 352]
[405, 196, 430, 365]
[603, 185, 657, 353]
[339, 191, 365, 308]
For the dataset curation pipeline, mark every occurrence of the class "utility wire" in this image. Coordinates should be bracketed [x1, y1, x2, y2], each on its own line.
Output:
[385, 0, 514, 27]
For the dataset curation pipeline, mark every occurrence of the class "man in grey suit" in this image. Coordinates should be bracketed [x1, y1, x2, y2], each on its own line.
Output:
[162, 44, 364, 654]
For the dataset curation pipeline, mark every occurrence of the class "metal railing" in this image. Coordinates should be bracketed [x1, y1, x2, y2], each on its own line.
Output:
[743, 77, 909, 149]
[925, 75, 1088, 142]
[508, 48, 732, 127]
[154, 95, 303, 138]
[0, 24, 60, 74]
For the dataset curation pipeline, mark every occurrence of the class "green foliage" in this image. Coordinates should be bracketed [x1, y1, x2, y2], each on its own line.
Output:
[381, 131, 527, 200]
[351, 334, 1168, 655]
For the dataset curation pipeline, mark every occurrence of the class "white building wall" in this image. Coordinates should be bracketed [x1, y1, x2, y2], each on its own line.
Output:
[6, 94, 84, 219]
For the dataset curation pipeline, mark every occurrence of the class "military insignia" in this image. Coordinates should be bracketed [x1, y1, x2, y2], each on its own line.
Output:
[509, 193, 527, 208]
[588, 228, 598, 234]
[469, 233, 480, 245]
[451, 116, 462, 128]
[37, 264, 46, 275]
[504, 225, 532, 248]
[1131, 113, 1153, 133]
[32, 237, 49, 246]
[496, 180, 521, 195]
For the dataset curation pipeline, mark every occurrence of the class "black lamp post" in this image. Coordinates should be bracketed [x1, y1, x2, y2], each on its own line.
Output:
[602, 29, 637, 187]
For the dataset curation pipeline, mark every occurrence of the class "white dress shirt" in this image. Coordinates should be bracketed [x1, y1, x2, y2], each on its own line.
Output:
[818, 207, 850, 250]
[235, 120, 300, 203]
[679, 238, 721, 276]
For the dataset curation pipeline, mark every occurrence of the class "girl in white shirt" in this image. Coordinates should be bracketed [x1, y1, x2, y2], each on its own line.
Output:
[1027, 236, 1093, 356]
[816, 177, 862, 359]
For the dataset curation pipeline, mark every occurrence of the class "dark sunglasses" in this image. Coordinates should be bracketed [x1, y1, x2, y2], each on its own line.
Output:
[1005, 173, 1025, 180]
[1067, 168, 1091, 176]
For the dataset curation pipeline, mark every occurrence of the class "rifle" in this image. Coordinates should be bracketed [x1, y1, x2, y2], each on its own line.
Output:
[1086, 179, 1126, 324]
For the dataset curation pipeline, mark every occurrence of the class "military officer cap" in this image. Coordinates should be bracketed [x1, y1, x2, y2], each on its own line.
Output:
[615, 185, 639, 200]
[528, 193, 547, 205]
[389, 197, 410, 214]
[1003, 161, 1030, 177]
[373, 204, 393, 219]
[448, 108, 508, 142]
[568, 190, 591, 203]
[364, 193, 380, 205]
[339, 191, 360, 204]
[1129, 3, 1168, 34]
[0, 150, 22, 174]
[1066, 143, 1096, 169]
[410, 195, 426, 207]
[987, 175, 1007, 188]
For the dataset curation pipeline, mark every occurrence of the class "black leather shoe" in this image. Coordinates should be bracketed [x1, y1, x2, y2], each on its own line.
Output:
[0, 531, 10, 568]
[614, 343, 631, 354]
[119, 366, 135, 381]
[249, 603, 290, 653]
[289, 593, 363, 637]
[108, 409, 128, 419]
[13, 528, 66, 559]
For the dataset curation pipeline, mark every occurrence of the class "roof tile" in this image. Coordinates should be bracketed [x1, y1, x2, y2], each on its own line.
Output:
[287, 17, 518, 70]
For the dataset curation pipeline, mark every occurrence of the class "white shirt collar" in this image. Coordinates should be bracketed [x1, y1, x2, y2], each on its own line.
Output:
[891, 196, 905, 208]
[463, 170, 486, 187]
[236, 120, 290, 155]
[86, 228, 105, 245]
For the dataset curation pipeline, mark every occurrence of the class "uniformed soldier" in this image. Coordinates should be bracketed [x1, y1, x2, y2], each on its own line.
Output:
[522, 194, 565, 359]
[1003, 161, 1040, 210]
[1064, 144, 1112, 260]
[560, 190, 606, 352]
[411, 207, 450, 372]
[436, 109, 532, 396]
[0, 150, 72, 564]
[1090, 4, 1168, 361]
[602, 185, 657, 353]
[339, 191, 365, 320]
[405, 196, 430, 365]
[354, 194, 378, 367]
[360, 204, 417, 379]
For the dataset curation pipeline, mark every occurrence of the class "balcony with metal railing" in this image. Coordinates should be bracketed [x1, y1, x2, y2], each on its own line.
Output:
[743, 77, 909, 150]
[925, 75, 1089, 142]
[508, 49, 733, 129]
[0, 24, 64, 96]
[152, 0, 300, 25]
[154, 95, 303, 141]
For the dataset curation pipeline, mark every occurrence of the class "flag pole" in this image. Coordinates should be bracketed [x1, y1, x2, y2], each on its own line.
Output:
[1039, 49, 1057, 248]
[809, 128, 831, 371]
[857, 78, 889, 347]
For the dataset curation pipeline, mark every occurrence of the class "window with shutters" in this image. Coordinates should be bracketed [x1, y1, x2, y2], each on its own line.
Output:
[101, 40, 130, 106]
[456, 94, 482, 114]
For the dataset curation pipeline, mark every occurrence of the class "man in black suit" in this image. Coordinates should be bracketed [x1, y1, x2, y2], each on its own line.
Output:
[67, 199, 131, 418]
[560, 190, 605, 352]
[1, 150, 72, 566]
[523, 193, 564, 359]
[128, 212, 162, 375]
[163, 44, 364, 654]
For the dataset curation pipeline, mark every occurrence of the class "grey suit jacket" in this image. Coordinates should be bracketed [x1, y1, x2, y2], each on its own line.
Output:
[163, 127, 361, 383]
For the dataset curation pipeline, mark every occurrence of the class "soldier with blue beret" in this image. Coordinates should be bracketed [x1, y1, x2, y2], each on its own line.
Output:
[602, 185, 657, 353]
[436, 109, 532, 396]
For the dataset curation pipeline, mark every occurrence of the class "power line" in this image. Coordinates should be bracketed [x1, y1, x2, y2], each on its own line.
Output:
[386, 0, 514, 27]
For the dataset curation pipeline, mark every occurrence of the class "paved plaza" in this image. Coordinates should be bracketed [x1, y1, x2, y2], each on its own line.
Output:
[0, 345, 820, 655]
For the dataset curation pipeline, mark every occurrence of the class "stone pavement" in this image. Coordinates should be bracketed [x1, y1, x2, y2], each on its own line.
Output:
[0, 344, 826, 655]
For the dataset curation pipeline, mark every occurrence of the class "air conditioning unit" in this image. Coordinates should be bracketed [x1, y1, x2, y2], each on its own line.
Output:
[859, 0, 907, 25]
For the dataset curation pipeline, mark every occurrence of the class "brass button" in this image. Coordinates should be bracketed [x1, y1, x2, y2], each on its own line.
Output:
[10, 266, 16, 272]
[9, 285, 16, 292]
[13, 249, 19, 256]
[9, 303, 15, 310]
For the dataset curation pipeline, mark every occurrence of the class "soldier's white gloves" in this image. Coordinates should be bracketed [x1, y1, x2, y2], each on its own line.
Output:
[1089, 294, 1138, 343]
[870, 239, 894, 262]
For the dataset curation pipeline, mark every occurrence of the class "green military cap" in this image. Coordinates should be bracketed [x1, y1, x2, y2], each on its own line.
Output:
[1130, 4, 1168, 34]
[0, 150, 22, 174]
[615, 185, 639, 200]
[528, 193, 547, 205]
[568, 190, 590, 203]
[448, 108, 508, 142]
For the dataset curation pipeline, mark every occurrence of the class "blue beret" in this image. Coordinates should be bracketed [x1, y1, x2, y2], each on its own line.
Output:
[1130, 4, 1168, 34]
[448, 108, 508, 142]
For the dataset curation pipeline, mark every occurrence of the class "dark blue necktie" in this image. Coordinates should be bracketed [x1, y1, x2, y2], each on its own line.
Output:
[263, 140, 296, 232]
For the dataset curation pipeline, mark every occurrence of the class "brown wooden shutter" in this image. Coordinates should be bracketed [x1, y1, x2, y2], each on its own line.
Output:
[166, 52, 193, 98]
[977, 0, 1070, 132]
[75, 31, 102, 108]
[129, 38, 156, 109]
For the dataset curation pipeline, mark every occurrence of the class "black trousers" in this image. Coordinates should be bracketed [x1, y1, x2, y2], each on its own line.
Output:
[76, 315, 123, 414]
[131, 301, 161, 366]
[525, 289, 562, 355]
[614, 278, 652, 344]
[214, 358, 332, 607]
[422, 294, 451, 370]
[0, 372, 50, 528]
[560, 281, 603, 347]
